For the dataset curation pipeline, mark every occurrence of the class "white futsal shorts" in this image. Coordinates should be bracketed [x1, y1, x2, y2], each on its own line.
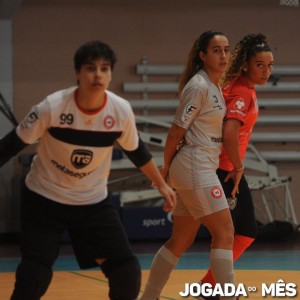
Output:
[173, 184, 229, 220]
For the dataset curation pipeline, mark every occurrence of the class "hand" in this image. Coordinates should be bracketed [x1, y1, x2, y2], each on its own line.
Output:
[152, 165, 170, 187]
[224, 168, 244, 198]
[151, 166, 168, 188]
[176, 139, 184, 152]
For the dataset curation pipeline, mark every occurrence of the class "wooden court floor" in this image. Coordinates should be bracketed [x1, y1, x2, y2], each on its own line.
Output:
[1, 269, 299, 299]
[1, 237, 299, 299]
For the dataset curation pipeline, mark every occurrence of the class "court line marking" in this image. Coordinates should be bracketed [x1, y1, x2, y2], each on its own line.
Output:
[68, 271, 176, 300]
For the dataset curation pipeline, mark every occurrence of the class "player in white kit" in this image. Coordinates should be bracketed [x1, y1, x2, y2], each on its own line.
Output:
[0, 41, 176, 300]
[139, 31, 236, 300]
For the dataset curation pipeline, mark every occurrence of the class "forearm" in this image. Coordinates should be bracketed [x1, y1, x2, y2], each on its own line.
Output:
[0, 128, 28, 167]
[164, 138, 179, 170]
[223, 136, 243, 169]
[139, 159, 166, 188]
[164, 124, 186, 170]
[223, 120, 243, 169]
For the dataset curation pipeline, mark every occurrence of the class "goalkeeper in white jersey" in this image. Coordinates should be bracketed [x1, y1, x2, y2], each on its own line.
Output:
[0, 40, 176, 300]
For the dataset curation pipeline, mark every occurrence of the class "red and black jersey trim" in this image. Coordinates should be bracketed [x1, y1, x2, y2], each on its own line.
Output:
[48, 127, 122, 147]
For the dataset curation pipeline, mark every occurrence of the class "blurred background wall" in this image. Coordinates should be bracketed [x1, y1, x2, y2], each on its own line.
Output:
[0, 0, 299, 232]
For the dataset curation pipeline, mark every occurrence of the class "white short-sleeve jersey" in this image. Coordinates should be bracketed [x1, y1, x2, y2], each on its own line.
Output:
[169, 70, 226, 189]
[17, 86, 139, 205]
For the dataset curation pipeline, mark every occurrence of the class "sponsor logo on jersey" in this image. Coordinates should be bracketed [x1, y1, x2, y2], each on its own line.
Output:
[104, 115, 115, 129]
[234, 98, 246, 111]
[210, 186, 223, 199]
[211, 137, 223, 143]
[51, 159, 95, 179]
[213, 104, 223, 110]
[229, 109, 246, 117]
[71, 149, 93, 169]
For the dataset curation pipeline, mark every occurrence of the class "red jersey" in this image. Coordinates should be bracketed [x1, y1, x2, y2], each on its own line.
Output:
[219, 76, 259, 171]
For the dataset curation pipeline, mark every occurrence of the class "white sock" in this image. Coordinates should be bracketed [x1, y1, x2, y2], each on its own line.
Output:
[210, 248, 235, 300]
[139, 245, 179, 300]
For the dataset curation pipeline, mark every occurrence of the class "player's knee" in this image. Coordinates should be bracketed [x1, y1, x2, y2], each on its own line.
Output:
[101, 255, 141, 300]
[167, 234, 195, 256]
[218, 225, 234, 249]
[11, 259, 53, 300]
[219, 219, 235, 245]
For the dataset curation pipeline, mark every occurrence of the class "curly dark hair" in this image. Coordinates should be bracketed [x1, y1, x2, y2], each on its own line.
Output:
[222, 33, 272, 86]
[178, 30, 226, 94]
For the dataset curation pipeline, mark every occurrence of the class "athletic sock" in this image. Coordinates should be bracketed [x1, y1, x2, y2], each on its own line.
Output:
[210, 248, 235, 300]
[139, 245, 179, 300]
[201, 235, 254, 286]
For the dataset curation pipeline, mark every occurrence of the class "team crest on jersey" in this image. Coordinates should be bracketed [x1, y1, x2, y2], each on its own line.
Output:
[234, 98, 246, 111]
[185, 103, 197, 115]
[21, 108, 39, 129]
[210, 186, 223, 199]
[71, 149, 93, 169]
[104, 115, 115, 129]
